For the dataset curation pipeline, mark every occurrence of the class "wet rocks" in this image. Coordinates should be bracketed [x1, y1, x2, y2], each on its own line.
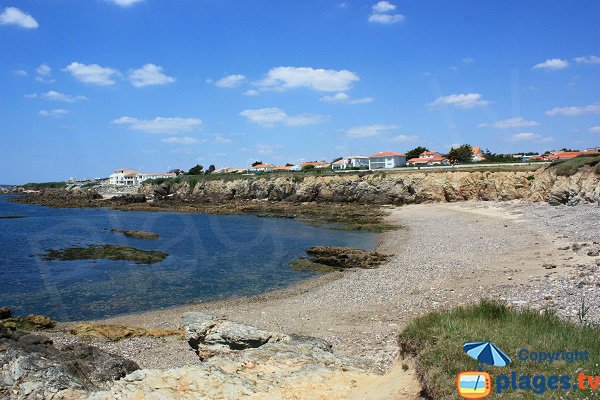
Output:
[304, 246, 392, 270]
[0, 307, 11, 320]
[66, 323, 183, 341]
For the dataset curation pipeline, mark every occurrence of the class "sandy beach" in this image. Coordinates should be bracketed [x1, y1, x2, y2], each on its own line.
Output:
[45, 200, 599, 384]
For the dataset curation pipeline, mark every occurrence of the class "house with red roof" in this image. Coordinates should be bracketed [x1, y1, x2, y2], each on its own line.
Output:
[407, 150, 449, 166]
[368, 151, 407, 170]
[471, 146, 486, 162]
[251, 163, 274, 172]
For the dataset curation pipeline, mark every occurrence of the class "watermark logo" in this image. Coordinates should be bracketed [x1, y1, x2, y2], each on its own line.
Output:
[457, 371, 491, 399]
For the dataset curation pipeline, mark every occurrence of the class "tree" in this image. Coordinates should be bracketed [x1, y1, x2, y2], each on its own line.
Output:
[447, 144, 473, 163]
[251, 161, 263, 167]
[205, 165, 216, 174]
[302, 165, 315, 172]
[405, 146, 429, 160]
[331, 157, 343, 163]
[285, 163, 294, 167]
[187, 164, 204, 175]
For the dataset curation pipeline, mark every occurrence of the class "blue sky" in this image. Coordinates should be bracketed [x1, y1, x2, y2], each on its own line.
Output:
[1, 0, 599, 184]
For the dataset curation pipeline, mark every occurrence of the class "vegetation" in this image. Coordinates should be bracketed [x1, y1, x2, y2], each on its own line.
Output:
[40, 244, 168, 264]
[0, 314, 56, 331]
[447, 144, 473, 163]
[482, 149, 519, 163]
[251, 161, 263, 167]
[405, 146, 429, 159]
[206, 164, 216, 174]
[21, 181, 67, 190]
[399, 300, 600, 399]
[187, 164, 204, 175]
[110, 229, 159, 240]
[554, 154, 600, 176]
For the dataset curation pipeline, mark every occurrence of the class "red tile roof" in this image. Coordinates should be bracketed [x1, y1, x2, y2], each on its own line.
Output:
[370, 152, 406, 157]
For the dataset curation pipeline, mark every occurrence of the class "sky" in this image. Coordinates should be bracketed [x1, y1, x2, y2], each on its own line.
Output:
[0, 0, 599, 184]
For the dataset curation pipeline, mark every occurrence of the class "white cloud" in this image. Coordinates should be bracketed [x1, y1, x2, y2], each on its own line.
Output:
[574, 55, 600, 65]
[546, 104, 600, 116]
[372, 1, 396, 12]
[369, 1, 404, 24]
[243, 89, 259, 96]
[256, 67, 359, 92]
[320, 92, 374, 104]
[161, 136, 198, 145]
[38, 109, 70, 117]
[240, 107, 327, 127]
[532, 58, 569, 70]
[509, 132, 553, 143]
[13, 69, 28, 76]
[345, 124, 399, 138]
[128, 64, 175, 87]
[478, 117, 539, 129]
[391, 134, 418, 142]
[431, 93, 489, 109]
[589, 126, 600, 133]
[215, 74, 246, 88]
[214, 136, 233, 144]
[0, 7, 38, 29]
[112, 116, 202, 134]
[105, 0, 143, 7]
[64, 62, 119, 86]
[36, 64, 51, 76]
[43, 90, 87, 102]
[462, 57, 474, 64]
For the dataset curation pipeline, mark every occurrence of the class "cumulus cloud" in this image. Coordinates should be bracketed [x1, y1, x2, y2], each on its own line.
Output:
[36, 64, 51, 76]
[368, 1, 404, 24]
[430, 93, 489, 109]
[320, 92, 374, 104]
[256, 67, 359, 92]
[509, 132, 553, 142]
[532, 58, 569, 70]
[0, 7, 38, 29]
[546, 104, 600, 116]
[574, 55, 600, 65]
[215, 74, 246, 88]
[112, 116, 202, 134]
[161, 136, 198, 145]
[345, 124, 399, 138]
[64, 62, 119, 86]
[462, 57, 474, 64]
[589, 126, 600, 133]
[478, 117, 539, 129]
[240, 107, 327, 127]
[128, 64, 175, 87]
[13, 69, 28, 76]
[243, 89, 259, 96]
[43, 90, 87, 102]
[105, 0, 143, 7]
[38, 109, 70, 117]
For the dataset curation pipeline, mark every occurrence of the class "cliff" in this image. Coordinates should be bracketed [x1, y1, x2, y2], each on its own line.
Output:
[140, 166, 600, 206]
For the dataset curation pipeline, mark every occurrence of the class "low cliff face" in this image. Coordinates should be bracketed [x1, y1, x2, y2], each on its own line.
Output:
[141, 167, 600, 206]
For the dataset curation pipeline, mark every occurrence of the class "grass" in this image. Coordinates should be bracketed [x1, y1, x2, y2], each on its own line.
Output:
[399, 300, 600, 399]
[110, 229, 159, 240]
[40, 244, 168, 264]
[554, 154, 600, 177]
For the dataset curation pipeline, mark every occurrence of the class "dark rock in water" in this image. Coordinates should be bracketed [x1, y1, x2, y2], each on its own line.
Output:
[109, 194, 147, 205]
[304, 246, 391, 270]
[39, 244, 168, 264]
[0, 307, 11, 320]
[110, 229, 159, 240]
[0, 326, 139, 399]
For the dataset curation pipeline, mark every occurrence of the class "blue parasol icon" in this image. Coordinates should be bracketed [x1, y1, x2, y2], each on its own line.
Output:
[463, 341, 511, 367]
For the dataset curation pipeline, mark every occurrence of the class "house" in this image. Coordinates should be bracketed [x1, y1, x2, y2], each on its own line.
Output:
[471, 146, 486, 162]
[368, 152, 407, 170]
[331, 155, 370, 170]
[586, 147, 600, 152]
[109, 168, 175, 186]
[407, 151, 448, 166]
[251, 163, 274, 172]
[272, 165, 293, 172]
[300, 161, 331, 169]
[213, 167, 244, 174]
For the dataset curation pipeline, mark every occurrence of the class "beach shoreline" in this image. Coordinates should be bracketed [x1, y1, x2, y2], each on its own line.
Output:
[44, 200, 600, 374]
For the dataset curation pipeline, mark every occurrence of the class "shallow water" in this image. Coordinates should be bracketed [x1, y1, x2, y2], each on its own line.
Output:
[0, 195, 377, 321]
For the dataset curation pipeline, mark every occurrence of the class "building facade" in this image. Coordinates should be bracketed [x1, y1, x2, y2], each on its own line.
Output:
[368, 152, 407, 169]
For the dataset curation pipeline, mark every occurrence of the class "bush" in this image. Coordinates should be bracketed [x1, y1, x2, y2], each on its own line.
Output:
[399, 300, 600, 399]
[555, 155, 600, 177]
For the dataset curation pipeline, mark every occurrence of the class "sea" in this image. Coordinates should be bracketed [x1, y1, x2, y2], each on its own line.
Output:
[0, 194, 377, 321]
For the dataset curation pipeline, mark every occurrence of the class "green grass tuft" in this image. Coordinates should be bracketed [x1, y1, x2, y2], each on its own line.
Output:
[554, 155, 600, 177]
[399, 300, 600, 399]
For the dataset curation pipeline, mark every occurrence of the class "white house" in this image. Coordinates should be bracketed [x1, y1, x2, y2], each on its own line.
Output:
[251, 163, 274, 172]
[368, 152, 407, 170]
[109, 168, 175, 186]
[407, 151, 448, 166]
[332, 155, 370, 170]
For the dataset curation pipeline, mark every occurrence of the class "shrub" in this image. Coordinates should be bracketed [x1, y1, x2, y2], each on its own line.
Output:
[555, 155, 600, 177]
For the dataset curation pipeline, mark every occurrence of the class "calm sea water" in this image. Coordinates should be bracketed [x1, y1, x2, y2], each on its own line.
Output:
[0, 195, 377, 321]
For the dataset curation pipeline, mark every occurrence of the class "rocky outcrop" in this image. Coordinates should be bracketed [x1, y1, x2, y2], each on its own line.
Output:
[304, 246, 392, 270]
[11, 187, 102, 208]
[87, 315, 374, 400]
[142, 167, 600, 206]
[0, 325, 138, 400]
